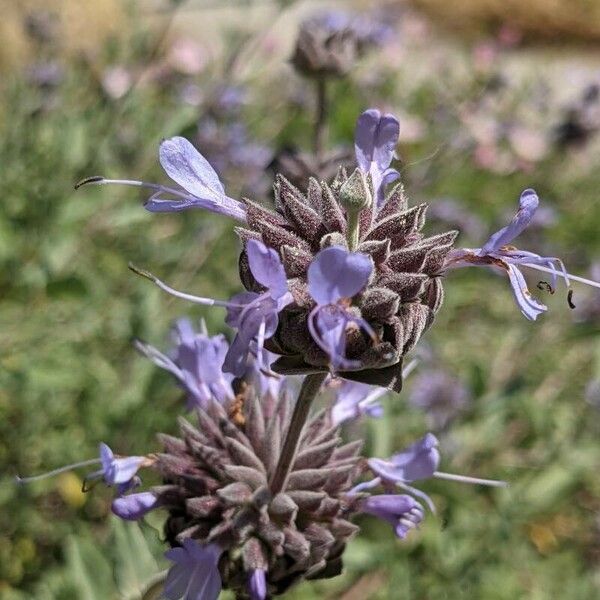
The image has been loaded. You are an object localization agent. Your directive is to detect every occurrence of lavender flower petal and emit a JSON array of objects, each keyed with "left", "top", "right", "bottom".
[
  {"left": 112, "top": 492, "right": 159, "bottom": 521},
  {"left": 480, "top": 188, "right": 538, "bottom": 253},
  {"left": 308, "top": 246, "right": 372, "bottom": 304},
  {"left": 354, "top": 109, "right": 400, "bottom": 206},
  {"left": 164, "top": 539, "right": 222, "bottom": 600},
  {"left": 330, "top": 379, "right": 386, "bottom": 425},
  {"left": 248, "top": 569, "right": 267, "bottom": 600},
  {"left": 369, "top": 433, "right": 440, "bottom": 483},
  {"left": 506, "top": 263, "right": 547, "bottom": 320},
  {"left": 246, "top": 239, "right": 289, "bottom": 300},
  {"left": 156, "top": 136, "right": 246, "bottom": 221},
  {"left": 360, "top": 494, "right": 424, "bottom": 539},
  {"left": 99, "top": 443, "right": 144, "bottom": 486}
]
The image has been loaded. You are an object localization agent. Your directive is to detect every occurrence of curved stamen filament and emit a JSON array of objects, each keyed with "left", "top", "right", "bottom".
[
  {"left": 433, "top": 471, "right": 508, "bottom": 487},
  {"left": 128, "top": 263, "right": 244, "bottom": 309},
  {"left": 523, "top": 263, "right": 600, "bottom": 290},
  {"left": 16, "top": 458, "right": 102, "bottom": 484}
]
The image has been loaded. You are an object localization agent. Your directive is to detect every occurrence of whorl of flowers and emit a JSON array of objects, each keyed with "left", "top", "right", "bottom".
[
  {"left": 236, "top": 150, "right": 456, "bottom": 392},
  {"left": 24, "top": 104, "right": 598, "bottom": 600}
]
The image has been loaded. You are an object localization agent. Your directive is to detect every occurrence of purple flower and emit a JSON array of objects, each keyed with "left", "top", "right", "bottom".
[
  {"left": 75, "top": 137, "right": 247, "bottom": 222},
  {"left": 358, "top": 434, "right": 506, "bottom": 508},
  {"left": 223, "top": 240, "right": 293, "bottom": 376},
  {"left": 329, "top": 378, "right": 386, "bottom": 425},
  {"left": 130, "top": 240, "right": 292, "bottom": 379},
  {"left": 354, "top": 109, "right": 400, "bottom": 207},
  {"left": 245, "top": 345, "right": 284, "bottom": 399},
  {"left": 135, "top": 319, "right": 234, "bottom": 409},
  {"left": 164, "top": 539, "right": 222, "bottom": 600},
  {"left": 248, "top": 569, "right": 267, "bottom": 600},
  {"left": 445, "top": 189, "right": 592, "bottom": 320},
  {"left": 112, "top": 491, "right": 159, "bottom": 521},
  {"left": 307, "top": 246, "right": 375, "bottom": 370},
  {"left": 360, "top": 494, "right": 424, "bottom": 539},
  {"left": 408, "top": 369, "right": 470, "bottom": 429},
  {"left": 94, "top": 443, "right": 144, "bottom": 492},
  {"left": 368, "top": 433, "right": 440, "bottom": 484}
]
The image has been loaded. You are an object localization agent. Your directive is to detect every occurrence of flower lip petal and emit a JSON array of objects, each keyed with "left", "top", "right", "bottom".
[
  {"left": 354, "top": 110, "right": 400, "bottom": 173},
  {"left": 506, "top": 263, "right": 547, "bottom": 320},
  {"left": 480, "top": 188, "right": 539, "bottom": 254},
  {"left": 246, "top": 239, "right": 289, "bottom": 299},
  {"left": 99, "top": 443, "right": 114, "bottom": 473},
  {"left": 159, "top": 136, "right": 224, "bottom": 200},
  {"left": 308, "top": 246, "right": 373, "bottom": 304},
  {"left": 369, "top": 433, "right": 440, "bottom": 483},
  {"left": 111, "top": 491, "right": 158, "bottom": 521}
]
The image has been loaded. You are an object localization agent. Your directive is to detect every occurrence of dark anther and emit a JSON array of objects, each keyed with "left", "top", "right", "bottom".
[
  {"left": 74, "top": 176, "right": 104, "bottom": 189},
  {"left": 567, "top": 289, "right": 576, "bottom": 309},
  {"left": 537, "top": 281, "right": 555, "bottom": 294}
]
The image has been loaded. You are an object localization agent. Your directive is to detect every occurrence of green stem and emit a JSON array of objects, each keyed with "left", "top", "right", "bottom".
[
  {"left": 269, "top": 372, "right": 328, "bottom": 495},
  {"left": 313, "top": 78, "right": 328, "bottom": 161},
  {"left": 347, "top": 209, "right": 360, "bottom": 251}
]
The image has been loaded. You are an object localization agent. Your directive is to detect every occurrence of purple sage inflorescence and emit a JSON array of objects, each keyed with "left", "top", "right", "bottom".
[{"left": 24, "top": 104, "right": 599, "bottom": 599}]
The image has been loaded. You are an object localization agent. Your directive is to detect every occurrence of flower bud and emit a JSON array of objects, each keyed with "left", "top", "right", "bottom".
[{"left": 339, "top": 168, "right": 372, "bottom": 213}]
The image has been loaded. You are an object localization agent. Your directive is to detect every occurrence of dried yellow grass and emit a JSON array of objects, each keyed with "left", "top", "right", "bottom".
[
  {"left": 409, "top": 0, "right": 600, "bottom": 42},
  {"left": 0, "top": 0, "right": 126, "bottom": 70}
]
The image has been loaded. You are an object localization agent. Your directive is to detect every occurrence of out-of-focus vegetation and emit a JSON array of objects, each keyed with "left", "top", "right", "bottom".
[{"left": 1, "top": 1, "right": 599, "bottom": 598}]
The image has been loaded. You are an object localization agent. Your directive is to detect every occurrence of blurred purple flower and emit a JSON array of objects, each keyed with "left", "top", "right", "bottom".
[
  {"left": 112, "top": 491, "right": 159, "bottom": 521},
  {"left": 164, "top": 539, "right": 222, "bottom": 600},
  {"left": 369, "top": 433, "right": 440, "bottom": 484},
  {"left": 135, "top": 319, "right": 234, "bottom": 410},
  {"left": 307, "top": 246, "right": 375, "bottom": 370},
  {"left": 328, "top": 378, "right": 386, "bottom": 425},
  {"left": 427, "top": 198, "right": 485, "bottom": 240},
  {"left": 354, "top": 109, "right": 400, "bottom": 207},
  {"left": 91, "top": 443, "right": 145, "bottom": 494},
  {"left": 585, "top": 378, "right": 600, "bottom": 410},
  {"left": 408, "top": 369, "right": 471, "bottom": 429},
  {"left": 248, "top": 569, "right": 267, "bottom": 600},
  {"left": 309, "top": 9, "right": 396, "bottom": 49},
  {"left": 360, "top": 494, "right": 424, "bottom": 539}
]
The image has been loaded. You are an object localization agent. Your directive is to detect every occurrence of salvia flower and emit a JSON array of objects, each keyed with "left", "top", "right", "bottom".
[
  {"left": 130, "top": 239, "right": 292, "bottom": 378},
  {"left": 234, "top": 112, "right": 458, "bottom": 391},
  {"left": 112, "top": 491, "right": 160, "bottom": 521},
  {"left": 408, "top": 368, "right": 471, "bottom": 429},
  {"left": 357, "top": 433, "right": 506, "bottom": 512},
  {"left": 360, "top": 494, "right": 425, "bottom": 539},
  {"left": 135, "top": 319, "right": 234, "bottom": 409},
  {"left": 307, "top": 246, "right": 376, "bottom": 370},
  {"left": 88, "top": 443, "right": 145, "bottom": 494},
  {"left": 164, "top": 539, "right": 222, "bottom": 600},
  {"left": 328, "top": 378, "right": 386, "bottom": 425},
  {"left": 368, "top": 433, "right": 440, "bottom": 484},
  {"left": 75, "top": 136, "right": 246, "bottom": 221},
  {"left": 224, "top": 239, "right": 294, "bottom": 376},
  {"left": 17, "top": 443, "right": 150, "bottom": 498},
  {"left": 354, "top": 109, "right": 400, "bottom": 207},
  {"left": 446, "top": 188, "right": 600, "bottom": 319},
  {"left": 151, "top": 381, "right": 364, "bottom": 597}
]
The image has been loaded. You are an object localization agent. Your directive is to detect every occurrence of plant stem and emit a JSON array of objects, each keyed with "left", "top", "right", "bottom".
[
  {"left": 313, "top": 78, "right": 328, "bottom": 161},
  {"left": 269, "top": 372, "right": 327, "bottom": 495}
]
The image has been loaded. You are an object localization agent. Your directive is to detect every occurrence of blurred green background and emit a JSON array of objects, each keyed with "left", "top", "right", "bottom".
[{"left": 1, "top": 0, "right": 599, "bottom": 598}]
